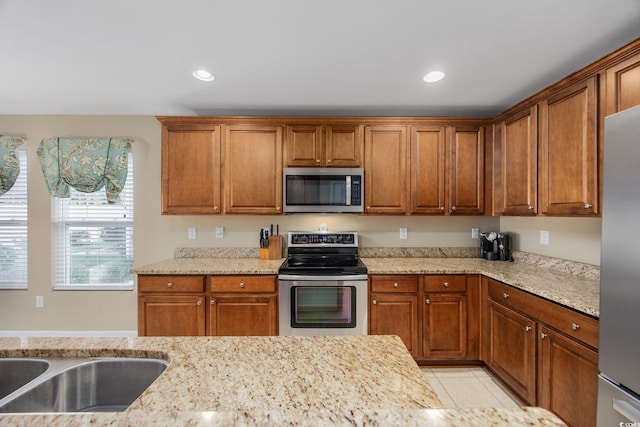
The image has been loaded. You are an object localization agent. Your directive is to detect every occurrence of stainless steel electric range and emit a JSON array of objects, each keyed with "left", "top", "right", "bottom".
[{"left": 278, "top": 231, "right": 368, "bottom": 336}]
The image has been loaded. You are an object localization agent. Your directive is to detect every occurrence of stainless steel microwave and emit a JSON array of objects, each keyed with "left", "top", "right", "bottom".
[{"left": 283, "top": 167, "right": 364, "bottom": 213}]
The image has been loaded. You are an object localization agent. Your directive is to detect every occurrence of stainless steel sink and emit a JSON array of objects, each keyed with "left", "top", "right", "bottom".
[
  {"left": 0, "top": 357, "right": 168, "bottom": 413},
  {"left": 0, "top": 359, "right": 50, "bottom": 400}
]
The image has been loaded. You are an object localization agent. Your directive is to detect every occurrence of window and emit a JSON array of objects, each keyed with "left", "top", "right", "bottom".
[
  {"left": 52, "top": 154, "right": 133, "bottom": 290},
  {"left": 0, "top": 149, "right": 28, "bottom": 289}
]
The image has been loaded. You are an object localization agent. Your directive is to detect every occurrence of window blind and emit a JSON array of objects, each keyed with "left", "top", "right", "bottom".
[
  {"left": 53, "top": 155, "right": 134, "bottom": 290},
  {"left": 0, "top": 150, "right": 28, "bottom": 289}
]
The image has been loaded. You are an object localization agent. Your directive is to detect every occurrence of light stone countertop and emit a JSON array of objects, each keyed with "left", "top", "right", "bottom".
[
  {"left": 0, "top": 336, "right": 566, "bottom": 426},
  {"left": 132, "top": 255, "right": 599, "bottom": 318}
]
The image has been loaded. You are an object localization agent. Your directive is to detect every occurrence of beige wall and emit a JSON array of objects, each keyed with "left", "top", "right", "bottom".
[{"left": 0, "top": 115, "right": 601, "bottom": 333}]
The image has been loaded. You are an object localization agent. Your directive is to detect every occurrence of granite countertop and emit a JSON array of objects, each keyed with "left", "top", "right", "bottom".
[
  {"left": 0, "top": 336, "right": 565, "bottom": 426},
  {"left": 132, "top": 254, "right": 599, "bottom": 318}
]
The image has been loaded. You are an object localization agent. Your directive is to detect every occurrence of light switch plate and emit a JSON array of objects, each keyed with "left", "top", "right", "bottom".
[
  {"left": 188, "top": 227, "right": 196, "bottom": 239},
  {"left": 399, "top": 227, "right": 408, "bottom": 240},
  {"left": 471, "top": 227, "right": 479, "bottom": 239},
  {"left": 540, "top": 230, "right": 549, "bottom": 245},
  {"left": 36, "top": 296, "right": 44, "bottom": 308},
  {"left": 215, "top": 226, "right": 224, "bottom": 238}
]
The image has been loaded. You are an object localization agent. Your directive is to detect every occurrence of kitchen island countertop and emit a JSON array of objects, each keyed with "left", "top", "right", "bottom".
[{"left": 0, "top": 335, "right": 565, "bottom": 426}]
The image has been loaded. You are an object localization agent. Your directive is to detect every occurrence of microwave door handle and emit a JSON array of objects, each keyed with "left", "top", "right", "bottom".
[{"left": 345, "top": 176, "right": 351, "bottom": 205}]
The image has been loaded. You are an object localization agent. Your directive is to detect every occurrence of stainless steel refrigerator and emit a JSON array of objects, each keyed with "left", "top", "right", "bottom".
[{"left": 598, "top": 104, "right": 640, "bottom": 425}]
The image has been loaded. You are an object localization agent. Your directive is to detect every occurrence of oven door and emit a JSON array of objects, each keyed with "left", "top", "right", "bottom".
[{"left": 278, "top": 275, "right": 368, "bottom": 336}]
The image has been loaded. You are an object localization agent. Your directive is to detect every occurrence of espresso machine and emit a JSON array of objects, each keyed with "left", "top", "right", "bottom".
[{"left": 480, "top": 232, "right": 512, "bottom": 261}]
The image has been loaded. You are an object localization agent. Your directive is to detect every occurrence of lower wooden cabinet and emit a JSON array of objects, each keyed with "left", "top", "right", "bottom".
[
  {"left": 138, "top": 274, "right": 278, "bottom": 336},
  {"left": 423, "top": 293, "right": 467, "bottom": 359},
  {"left": 538, "top": 326, "right": 598, "bottom": 427},
  {"left": 486, "top": 300, "right": 537, "bottom": 404}
]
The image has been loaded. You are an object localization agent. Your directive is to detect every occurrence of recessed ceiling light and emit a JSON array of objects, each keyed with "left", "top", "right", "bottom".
[
  {"left": 423, "top": 71, "right": 445, "bottom": 83},
  {"left": 192, "top": 69, "right": 215, "bottom": 82}
]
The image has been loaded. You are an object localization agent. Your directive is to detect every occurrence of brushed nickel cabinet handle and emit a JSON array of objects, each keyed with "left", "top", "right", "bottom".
[
  {"left": 426, "top": 298, "right": 431, "bottom": 305},
  {"left": 167, "top": 282, "right": 173, "bottom": 288},
  {"left": 372, "top": 300, "right": 377, "bottom": 305},
  {"left": 503, "top": 293, "right": 509, "bottom": 299},
  {"left": 239, "top": 282, "right": 245, "bottom": 288},
  {"left": 525, "top": 326, "right": 532, "bottom": 332},
  {"left": 540, "top": 332, "right": 547, "bottom": 339},
  {"left": 528, "top": 205, "right": 533, "bottom": 210},
  {"left": 443, "top": 282, "right": 449, "bottom": 288},
  {"left": 197, "top": 300, "right": 202, "bottom": 306},
  {"left": 571, "top": 323, "right": 580, "bottom": 330},
  {"left": 585, "top": 203, "right": 593, "bottom": 209},
  {"left": 393, "top": 282, "right": 399, "bottom": 288}
]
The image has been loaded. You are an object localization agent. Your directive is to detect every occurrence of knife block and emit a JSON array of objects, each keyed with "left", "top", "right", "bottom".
[{"left": 267, "top": 235, "right": 282, "bottom": 259}]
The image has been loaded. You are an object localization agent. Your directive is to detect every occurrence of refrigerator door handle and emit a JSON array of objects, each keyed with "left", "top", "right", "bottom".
[{"left": 613, "top": 399, "right": 640, "bottom": 422}]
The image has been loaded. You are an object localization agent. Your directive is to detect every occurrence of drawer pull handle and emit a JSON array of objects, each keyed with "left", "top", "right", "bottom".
[
  {"left": 571, "top": 323, "right": 580, "bottom": 330},
  {"left": 528, "top": 205, "right": 533, "bottom": 210},
  {"left": 540, "top": 332, "right": 547, "bottom": 339},
  {"left": 239, "top": 282, "right": 245, "bottom": 288},
  {"left": 393, "top": 282, "right": 399, "bottom": 288},
  {"left": 525, "top": 326, "right": 532, "bottom": 332},
  {"left": 210, "top": 299, "right": 215, "bottom": 305},
  {"left": 372, "top": 300, "right": 377, "bottom": 305},
  {"left": 197, "top": 300, "right": 202, "bottom": 306},
  {"left": 443, "top": 282, "right": 449, "bottom": 288},
  {"left": 167, "top": 282, "right": 173, "bottom": 288},
  {"left": 503, "top": 292, "right": 509, "bottom": 299},
  {"left": 584, "top": 203, "right": 593, "bottom": 209},
  {"left": 426, "top": 298, "right": 431, "bottom": 305}
]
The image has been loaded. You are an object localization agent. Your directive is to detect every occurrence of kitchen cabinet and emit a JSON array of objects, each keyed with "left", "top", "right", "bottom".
[
  {"left": 364, "top": 125, "right": 409, "bottom": 214},
  {"left": 223, "top": 125, "right": 283, "bottom": 214},
  {"left": 369, "top": 275, "right": 420, "bottom": 358},
  {"left": 410, "top": 126, "right": 447, "bottom": 214},
  {"left": 605, "top": 51, "right": 640, "bottom": 115},
  {"left": 208, "top": 275, "right": 278, "bottom": 336},
  {"left": 493, "top": 105, "right": 538, "bottom": 215},
  {"left": 161, "top": 124, "right": 221, "bottom": 214},
  {"left": 284, "top": 124, "right": 363, "bottom": 167},
  {"left": 422, "top": 275, "right": 468, "bottom": 359},
  {"left": 138, "top": 275, "right": 206, "bottom": 336},
  {"left": 539, "top": 77, "right": 599, "bottom": 216},
  {"left": 447, "top": 126, "right": 485, "bottom": 215},
  {"left": 485, "top": 277, "right": 599, "bottom": 416},
  {"left": 538, "top": 326, "right": 598, "bottom": 427}
]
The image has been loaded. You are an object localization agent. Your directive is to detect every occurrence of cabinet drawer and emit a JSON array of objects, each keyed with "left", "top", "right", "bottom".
[
  {"left": 424, "top": 275, "right": 466, "bottom": 292},
  {"left": 138, "top": 275, "right": 205, "bottom": 293},
  {"left": 210, "top": 275, "right": 277, "bottom": 293},
  {"left": 488, "top": 279, "right": 598, "bottom": 349},
  {"left": 370, "top": 275, "right": 419, "bottom": 293}
]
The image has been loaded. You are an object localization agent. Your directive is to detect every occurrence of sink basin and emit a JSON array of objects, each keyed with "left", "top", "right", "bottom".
[
  {"left": 0, "top": 359, "right": 50, "bottom": 400},
  {"left": 0, "top": 357, "right": 168, "bottom": 413}
]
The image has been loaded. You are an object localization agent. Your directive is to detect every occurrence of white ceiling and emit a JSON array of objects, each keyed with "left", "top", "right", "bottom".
[{"left": 1, "top": 0, "right": 640, "bottom": 117}]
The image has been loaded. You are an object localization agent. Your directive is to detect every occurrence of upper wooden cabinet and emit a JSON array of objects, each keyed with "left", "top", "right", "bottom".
[
  {"left": 223, "top": 125, "right": 283, "bottom": 214},
  {"left": 410, "top": 126, "right": 446, "bottom": 214},
  {"left": 493, "top": 105, "right": 538, "bottom": 216},
  {"left": 539, "top": 77, "right": 599, "bottom": 216},
  {"left": 161, "top": 124, "right": 221, "bottom": 214},
  {"left": 284, "top": 124, "right": 363, "bottom": 167},
  {"left": 447, "top": 126, "right": 485, "bottom": 215},
  {"left": 364, "top": 125, "right": 409, "bottom": 214},
  {"left": 606, "top": 51, "right": 640, "bottom": 116}
]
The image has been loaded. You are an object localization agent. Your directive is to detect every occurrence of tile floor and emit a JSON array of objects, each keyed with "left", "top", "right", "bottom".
[{"left": 421, "top": 367, "right": 521, "bottom": 408}]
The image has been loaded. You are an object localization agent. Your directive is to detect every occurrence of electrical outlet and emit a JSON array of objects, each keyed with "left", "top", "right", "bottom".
[
  {"left": 188, "top": 227, "right": 197, "bottom": 239},
  {"left": 471, "top": 227, "right": 479, "bottom": 239},
  {"left": 540, "top": 230, "right": 550, "bottom": 245},
  {"left": 399, "top": 227, "right": 408, "bottom": 240},
  {"left": 36, "top": 296, "right": 44, "bottom": 308},
  {"left": 215, "top": 226, "right": 224, "bottom": 238}
]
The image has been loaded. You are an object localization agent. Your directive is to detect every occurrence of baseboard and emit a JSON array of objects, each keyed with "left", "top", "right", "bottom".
[{"left": 0, "top": 330, "right": 138, "bottom": 337}]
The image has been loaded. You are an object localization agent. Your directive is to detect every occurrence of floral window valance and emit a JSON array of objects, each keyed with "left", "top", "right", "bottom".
[
  {"left": 37, "top": 137, "right": 132, "bottom": 203},
  {"left": 0, "top": 135, "right": 25, "bottom": 196}
]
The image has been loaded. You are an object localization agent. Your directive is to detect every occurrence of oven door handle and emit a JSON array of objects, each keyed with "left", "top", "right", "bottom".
[{"left": 278, "top": 274, "right": 368, "bottom": 281}]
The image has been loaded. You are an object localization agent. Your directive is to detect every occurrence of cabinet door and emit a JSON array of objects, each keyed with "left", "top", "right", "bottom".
[
  {"left": 447, "top": 126, "right": 484, "bottom": 215},
  {"left": 370, "top": 293, "right": 419, "bottom": 358},
  {"left": 161, "top": 126, "right": 221, "bottom": 214},
  {"left": 538, "top": 326, "right": 598, "bottom": 427},
  {"left": 606, "top": 52, "right": 640, "bottom": 115},
  {"left": 410, "top": 126, "right": 447, "bottom": 214},
  {"left": 364, "top": 126, "right": 408, "bottom": 214},
  {"left": 539, "top": 77, "right": 598, "bottom": 216},
  {"left": 487, "top": 301, "right": 537, "bottom": 404},
  {"left": 209, "top": 295, "right": 277, "bottom": 336},
  {"left": 285, "top": 125, "right": 323, "bottom": 167},
  {"left": 223, "top": 125, "right": 283, "bottom": 214},
  {"left": 325, "top": 125, "right": 363, "bottom": 167},
  {"left": 138, "top": 295, "right": 205, "bottom": 336},
  {"left": 423, "top": 294, "right": 467, "bottom": 359},
  {"left": 494, "top": 106, "right": 538, "bottom": 215}
]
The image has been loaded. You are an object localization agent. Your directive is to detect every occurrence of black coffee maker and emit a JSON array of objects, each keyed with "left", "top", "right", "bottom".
[{"left": 480, "top": 232, "right": 512, "bottom": 261}]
